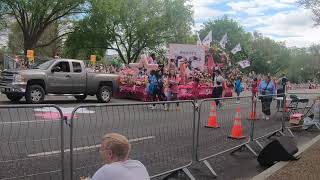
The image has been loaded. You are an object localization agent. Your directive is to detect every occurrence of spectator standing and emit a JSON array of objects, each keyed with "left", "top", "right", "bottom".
[
  {"left": 258, "top": 75, "right": 276, "bottom": 120},
  {"left": 92, "top": 133, "right": 150, "bottom": 180}
]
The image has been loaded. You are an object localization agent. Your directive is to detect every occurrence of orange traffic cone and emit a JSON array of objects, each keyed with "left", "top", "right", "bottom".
[
  {"left": 228, "top": 106, "right": 246, "bottom": 139},
  {"left": 205, "top": 102, "right": 220, "bottom": 128}
]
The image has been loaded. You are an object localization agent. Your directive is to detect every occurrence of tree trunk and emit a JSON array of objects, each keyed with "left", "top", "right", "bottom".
[{"left": 23, "top": 40, "right": 36, "bottom": 67}]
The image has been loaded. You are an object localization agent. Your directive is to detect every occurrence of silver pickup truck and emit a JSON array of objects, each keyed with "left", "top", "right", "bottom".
[{"left": 0, "top": 59, "right": 119, "bottom": 104}]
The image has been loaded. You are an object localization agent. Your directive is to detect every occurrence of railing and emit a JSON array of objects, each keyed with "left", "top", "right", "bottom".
[{"left": 0, "top": 93, "right": 319, "bottom": 180}]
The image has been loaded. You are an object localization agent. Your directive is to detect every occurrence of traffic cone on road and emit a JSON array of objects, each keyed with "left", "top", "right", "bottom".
[
  {"left": 228, "top": 106, "right": 246, "bottom": 139},
  {"left": 205, "top": 102, "right": 219, "bottom": 128}
]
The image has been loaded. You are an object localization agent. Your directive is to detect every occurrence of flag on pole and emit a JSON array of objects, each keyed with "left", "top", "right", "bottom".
[
  {"left": 197, "top": 33, "right": 202, "bottom": 46},
  {"left": 202, "top": 30, "right": 212, "bottom": 47},
  {"left": 238, "top": 60, "right": 251, "bottom": 69},
  {"left": 219, "top": 33, "right": 228, "bottom": 49},
  {"left": 231, "top": 43, "right": 242, "bottom": 54}
]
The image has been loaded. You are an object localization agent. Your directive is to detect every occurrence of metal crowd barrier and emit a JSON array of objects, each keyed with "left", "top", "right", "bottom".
[
  {"left": 69, "top": 101, "right": 196, "bottom": 180},
  {"left": 0, "top": 92, "right": 319, "bottom": 180},
  {"left": 251, "top": 94, "right": 285, "bottom": 149},
  {"left": 195, "top": 96, "right": 254, "bottom": 176},
  {"left": 0, "top": 104, "right": 65, "bottom": 180}
]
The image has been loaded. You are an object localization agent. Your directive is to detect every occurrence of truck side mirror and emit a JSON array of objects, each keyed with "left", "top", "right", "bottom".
[{"left": 51, "top": 66, "right": 61, "bottom": 73}]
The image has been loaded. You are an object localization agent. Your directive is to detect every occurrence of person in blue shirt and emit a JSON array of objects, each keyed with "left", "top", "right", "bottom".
[
  {"left": 234, "top": 76, "right": 243, "bottom": 104},
  {"left": 258, "top": 75, "right": 276, "bottom": 120}
]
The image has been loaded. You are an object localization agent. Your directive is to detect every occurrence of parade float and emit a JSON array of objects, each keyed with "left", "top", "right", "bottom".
[{"left": 117, "top": 41, "right": 245, "bottom": 101}]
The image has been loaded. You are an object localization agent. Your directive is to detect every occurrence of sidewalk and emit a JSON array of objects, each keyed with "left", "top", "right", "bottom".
[{"left": 267, "top": 138, "right": 320, "bottom": 180}]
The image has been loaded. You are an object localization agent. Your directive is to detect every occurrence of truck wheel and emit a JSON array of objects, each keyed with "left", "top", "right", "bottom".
[
  {"left": 25, "top": 85, "right": 45, "bottom": 104},
  {"left": 97, "top": 86, "right": 112, "bottom": 103},
  {"left": 6, "top": 94, "right": 23, "bottom": 102},
  {"left": 74, "top": 95, "right": 87, "bottom": 102}
]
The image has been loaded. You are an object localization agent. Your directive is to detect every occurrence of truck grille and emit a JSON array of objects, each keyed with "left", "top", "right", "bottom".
[{"left": 0, "top": 71, "right": 15, "bottom": 85}]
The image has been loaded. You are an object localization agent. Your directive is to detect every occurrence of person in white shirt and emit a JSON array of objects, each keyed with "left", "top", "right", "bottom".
[{"left": 92, "top": 133, "right": 150, "bottom": 180}]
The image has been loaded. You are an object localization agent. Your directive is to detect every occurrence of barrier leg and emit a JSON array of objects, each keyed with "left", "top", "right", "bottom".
[
  {"left": 203, "top": 160, "right": 218, "bottom": 178},
  {"left": 230, "top": 144, "right": 258, "bottom": 157},
  {"left": 287, "top": 128, "right": 295, "bottom": 137},
  {"left": 267, "top": 131, "right": 284, "bottom": 139},
  {"left": 182, "top": 168, "right": 196, "bottom": 180},
  {"left": 255, "top": 140, "right": 264, "bottom": 149}
]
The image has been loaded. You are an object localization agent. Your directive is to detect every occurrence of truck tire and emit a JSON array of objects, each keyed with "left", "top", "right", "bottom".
[
  {"left": 25, "top": 85, "right": 45, "bottom": 104},
  {"left": 6, "top": 94, "right": 23, "bottom": 102},
  {"left": 97, "top": 86, "right": 112, "bottom": 103},
  {"left": 74, "top": 95, "right": 87, "bottom": 102}
]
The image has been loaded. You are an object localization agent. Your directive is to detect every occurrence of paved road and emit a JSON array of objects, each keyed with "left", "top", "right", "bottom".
[{"left": 0, "top": 91, "right": 319, "bottom": 180}]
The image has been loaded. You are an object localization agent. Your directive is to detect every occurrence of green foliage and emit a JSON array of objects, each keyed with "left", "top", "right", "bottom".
[
  {"left": 1, "top": 0, "right": 85, "bottom": 54},
  {"left": 249, "top": 32, "right": 290, "bottom": 75},
  {"left": 64, "top": 0, "right": 193, "bottom": 64},
  {"left": 7, "top": 22, "right": 63, "bottom": 57},
  {"left": 199, "top": 16, "right": 253, "bottom": 64}
]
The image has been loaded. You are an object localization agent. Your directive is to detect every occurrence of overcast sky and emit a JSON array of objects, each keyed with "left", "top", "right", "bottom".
[{"left": 191, "top": 0, "right": 319, "bottom": 47}]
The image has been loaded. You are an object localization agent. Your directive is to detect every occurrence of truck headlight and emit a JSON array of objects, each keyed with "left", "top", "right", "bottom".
[{"left": 14, "top": 74, "right": 24, "bottom": 82}]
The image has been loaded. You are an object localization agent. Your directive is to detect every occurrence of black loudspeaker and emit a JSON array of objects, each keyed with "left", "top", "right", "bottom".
[{"left": 258, "top": 136, "right": 299, "bottom": 167}]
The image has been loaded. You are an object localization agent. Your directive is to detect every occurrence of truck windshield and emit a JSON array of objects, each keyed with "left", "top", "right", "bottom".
[{"left": 33, "top": 60, "right": 55, "bottom": 70}]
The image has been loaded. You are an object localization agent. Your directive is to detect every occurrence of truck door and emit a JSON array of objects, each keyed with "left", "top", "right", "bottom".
[
  {"left": 70, "top": 61, "right": 86, "bottom": 94},
  {"left": 47, "top": 61, "right": 73, "bottom": 94}
]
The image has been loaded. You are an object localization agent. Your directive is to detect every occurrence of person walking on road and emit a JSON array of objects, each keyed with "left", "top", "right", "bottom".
[
  {"left": 258, "top": 75, "right": 276, "bottom": 120},
  {"left": 92, "top": 133, "right": 150, "bottom": 180},
  {"left": 212, "top": 70, "right": 224, "bottom": 108},
  {"left": 234, "top": 76, "right": 243, "bottom": 104}
]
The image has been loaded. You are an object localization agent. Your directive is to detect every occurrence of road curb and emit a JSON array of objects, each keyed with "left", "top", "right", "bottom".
[{"left": 251, "top": 133, "right": 320, "bottom": 180}]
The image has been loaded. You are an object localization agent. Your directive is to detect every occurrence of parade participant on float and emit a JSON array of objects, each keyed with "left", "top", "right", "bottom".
[
  {"left": 258, "top": 75, "right": 276, "bottom": 120},
  {"left": 168, "top": 59, "right": 177, "bottom": 78},
  {"left": 179, "top": 59, "right": 188, "bottom": 85},
  {"left": 149, "top": 53, "right": 157, "bottom": 64},
  {"left": 234, "top": 76, "right": 243, "bottom": 104},
  {"left": 212, "top": 70, "right": 224, "bottom": 108}
]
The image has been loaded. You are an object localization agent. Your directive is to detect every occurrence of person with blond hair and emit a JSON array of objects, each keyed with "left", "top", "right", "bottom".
[{"left": 92, "top": 133, "right": 150, "bottom": 180}]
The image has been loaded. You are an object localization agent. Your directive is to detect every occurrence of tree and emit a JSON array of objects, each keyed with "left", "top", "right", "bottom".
[
  {"left": 64, "top": 0, "right": 193, "bottom": 63},
  {"left": 249, "top": 32, "right": 290, "bottom": 75},
  {"left": 0, "top": 0, "right": 85, "bottom": 56},
  {"left": 199, "top": 16, "right": 253, "bottom": 64},
  {"left": 299, "top": 0, "right": 320, "bottom": 25},
  {"left": 8, "top": 22, "right": 64, "bottom": 57}
]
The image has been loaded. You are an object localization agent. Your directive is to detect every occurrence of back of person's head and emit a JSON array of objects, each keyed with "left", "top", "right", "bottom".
[
  {"left": 151, "top": 53, "right": 156, "bottom": 59},
  {"left": 101, "top": 133, "right": 131, "bottom": 163},
  {"left": 216, "top": 70, "right": 221, "bottom": 75},
  {"left": 150, "top": 70, "right": 156, "bottom": 75}
]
